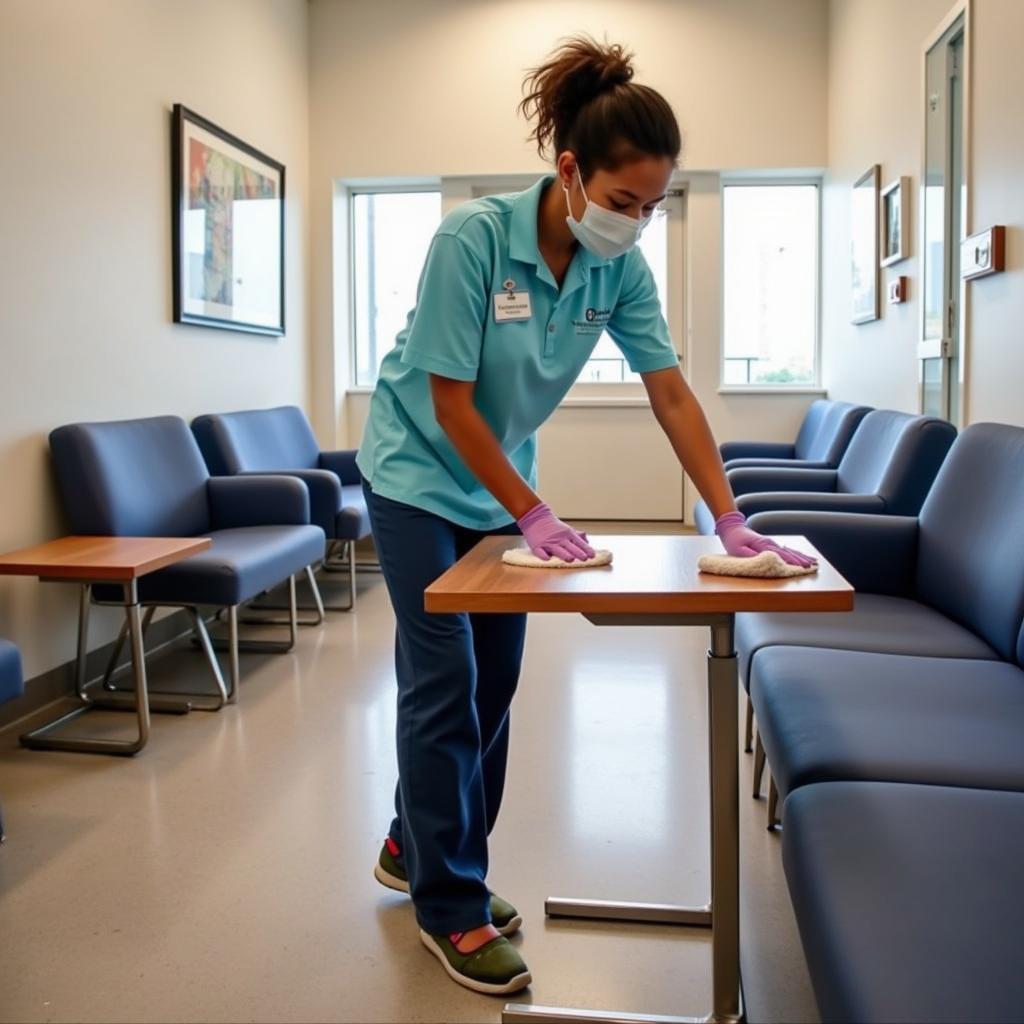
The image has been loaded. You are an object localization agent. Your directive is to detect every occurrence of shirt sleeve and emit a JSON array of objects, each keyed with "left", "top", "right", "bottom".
[
  {"left": 605, "top": 249, "right": 680, "bottom": 374},
  {"left": 399, "top": 231, "right": 489, "bottom": 382}
]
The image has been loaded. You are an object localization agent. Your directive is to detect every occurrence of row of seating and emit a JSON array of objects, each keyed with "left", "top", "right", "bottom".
[
  {"left": 14, "top": 407, "right": 371, "bottom": 728},
  {"left": 0, "top": 640, "right": 25, "bottom": 840},
  {"left": 728, "top": 415, "right": 1024, "bottom": 1022},
  {"left": 695, "top": 403, "right": 958, "bottom": 533}
]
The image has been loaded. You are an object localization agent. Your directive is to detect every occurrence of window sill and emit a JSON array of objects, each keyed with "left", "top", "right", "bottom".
[
  {"left": 717, "top": 387, "right": 827, "bottom": 396},
  {"left": 558, "top": 396, "right": 650, "bottom": 408},
  {"left": 346, "top": 387, "right": 375, "bottom": 395}
]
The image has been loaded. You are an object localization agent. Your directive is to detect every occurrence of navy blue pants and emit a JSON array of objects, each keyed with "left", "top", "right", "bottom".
[{"left": 363, "top": 479, "right": 527, "bottom": 934}]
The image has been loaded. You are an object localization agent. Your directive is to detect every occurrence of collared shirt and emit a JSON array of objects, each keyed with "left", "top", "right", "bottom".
[{"left": 356, "top": 174, "right": 679, "bottom": 530}]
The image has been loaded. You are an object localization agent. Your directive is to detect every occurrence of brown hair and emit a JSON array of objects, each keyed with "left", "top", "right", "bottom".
[{"left": 519, "top": 36, "right": 681, "bottom": 176}]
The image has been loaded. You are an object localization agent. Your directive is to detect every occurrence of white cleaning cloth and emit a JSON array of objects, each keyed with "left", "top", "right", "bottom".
[
  {"left": 502, "top": 548, "right": 613, "bottom": 569},
  {"left": 698, "top": 551, "right": 817, "bottom": 578}
]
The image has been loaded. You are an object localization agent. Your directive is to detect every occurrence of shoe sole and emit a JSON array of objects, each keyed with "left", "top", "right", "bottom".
[
  {"left": 419, "top": 930, "right": 532, "bottom": 995},
  {"left": 373, "top": 861, "right": 410, "bottom": 894},
  {"left": 374, "top": 864, "right": 522, "bottom": 937}
]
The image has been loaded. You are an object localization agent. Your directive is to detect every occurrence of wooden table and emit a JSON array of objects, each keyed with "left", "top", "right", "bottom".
[
  {"left": 426, "top": 534, "right": 854, "bottom": 1024},
  {"left": 0, "top": 536, "right": 212, "bottom": 756}
]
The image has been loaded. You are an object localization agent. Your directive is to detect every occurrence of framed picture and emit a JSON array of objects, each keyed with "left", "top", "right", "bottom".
[
  {"left": 172, "top": 104, "right": 285, "bottom": 335},
  {"left": 881, "top": 176, "right": 910, "bottom": 266},
  {"left": 851, "top": 164, "right": 880, "bottom": 324}
]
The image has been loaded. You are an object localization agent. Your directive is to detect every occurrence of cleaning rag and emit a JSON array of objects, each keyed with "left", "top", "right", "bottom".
[
  {"left": 698, "top": 551, "right": 817, "bottom": 578},
  {"left": 502, "top": 548, "right": 613, "bottom": 569}
]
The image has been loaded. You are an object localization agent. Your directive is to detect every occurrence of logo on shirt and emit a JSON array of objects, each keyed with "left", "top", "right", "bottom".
[{"left": 574, "top": 307, "right": 612, "bottom": 334}]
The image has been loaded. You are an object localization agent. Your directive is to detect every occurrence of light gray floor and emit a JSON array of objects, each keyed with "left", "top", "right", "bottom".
[{"left": 0, "top": 563, "right": 818, "bottom": 1023}]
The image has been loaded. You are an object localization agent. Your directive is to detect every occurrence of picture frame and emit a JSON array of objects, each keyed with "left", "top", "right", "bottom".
[
  {"left": 172, "top": 104, "right": 285, "bottom": 336},
  {"left": 850, "top": 164, "right": 881, "bottom": 324},
  {"left": 881, "top": 176, "right": 910, "bottom": 266}
]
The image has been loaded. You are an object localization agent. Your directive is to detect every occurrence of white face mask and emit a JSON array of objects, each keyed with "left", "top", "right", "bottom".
[{"left": 563, "top": 167, "right": 652, "bottom": 259}]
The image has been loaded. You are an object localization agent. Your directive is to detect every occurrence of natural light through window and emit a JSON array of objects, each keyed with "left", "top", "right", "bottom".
[
  {"left": 352, "top": 190, "right": 442, "bottom": 387},
  {"left": 722, "top": 184, "right": 818, "bottom": 387}
]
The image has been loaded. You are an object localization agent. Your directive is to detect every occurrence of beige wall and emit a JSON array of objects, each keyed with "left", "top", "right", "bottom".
[
  {"left": 309, "top": 0, "right": 831, "bottom": 457},
  {"left": 822, "top": 0, "right": 1024, "bottom": 427},
  {"left": 0, "top": 0, "right": 310, "bottom": 681},
  {"left": 965, "top": 0, "right": 1024, "bottom": 425}
]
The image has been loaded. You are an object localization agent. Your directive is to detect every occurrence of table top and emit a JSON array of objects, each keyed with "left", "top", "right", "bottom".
[
  {"left": 0, "top": 536, "right": 212, "bottom": 581},
  {"left": 425, "top": 534, "right": 854, "bottom": 615}
]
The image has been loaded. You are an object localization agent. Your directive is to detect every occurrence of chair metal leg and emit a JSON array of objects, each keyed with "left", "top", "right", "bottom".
[
  {"left": 744, "top": 695, "right": 754, "bottom": 754},
  {"left": 21, "top": 580, "right": 153, "bottom": 756},
  {"left": 753, "top": 731, "right": 767, "bottom": 799},
  {"left": 767, "top": 775, "right": 781, "bottom": 831},
  {"left": 241, "top": 565, "right": 325, "bottom": 627},
  {"left": 0, "top": 800, "right": 6, "bottom": 843},
  {"left": 318, "top": 540, "right": 357, "bottom": 611}
]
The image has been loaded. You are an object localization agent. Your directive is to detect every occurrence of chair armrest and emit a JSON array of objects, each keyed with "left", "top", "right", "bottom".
[
  {"left": 736, "top": 492, "right": 887, "bottom": 517},
  {"left": 719, "top": 440, "right": 795, "bottom": 462},
  {"left": 207, "top": 475, "right": 310, "bottom": 528},
  {"left": 724, "top": 457, "right": 835, "bottom": 472},
  {"left": 239, "top": 469, "right": 341, "bottom": 533},
  {"left": 319, "top": 449, "right": 361, "bottom": 486},
  {"left": 747, "top": 510, "right": 920, "bottom": 596},
  {"left": 728, "top": 467, "right": 838, "bottom": 497}
]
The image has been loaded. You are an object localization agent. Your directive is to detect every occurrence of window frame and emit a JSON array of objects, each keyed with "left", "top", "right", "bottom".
[
  {"left": 347, "top": 182, "right": 443, "bottom": 390},
  {"left": 718, "top": 176, "right": 823, "bottom": 393}
]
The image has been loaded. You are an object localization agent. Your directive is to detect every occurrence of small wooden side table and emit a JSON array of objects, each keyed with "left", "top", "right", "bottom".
[{"left": 0, "top": 536, "right": 212, "bottom": 756}]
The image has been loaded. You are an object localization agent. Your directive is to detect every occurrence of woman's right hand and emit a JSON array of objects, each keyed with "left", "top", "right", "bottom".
[{"left": 517, "top": 502, "right": 595, "bottom": 562}]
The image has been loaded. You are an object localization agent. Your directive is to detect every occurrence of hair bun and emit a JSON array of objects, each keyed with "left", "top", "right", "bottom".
[{"left": 520, "top": 36, "right": 636, "bottom": 157}]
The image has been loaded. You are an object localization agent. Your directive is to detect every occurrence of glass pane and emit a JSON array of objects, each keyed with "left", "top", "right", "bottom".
[
  {"left": 353, "top": 191, "right": 442, "bottom": 387},
  {"left": 923, "top": 42, "right": 947, "bottom": 342},
  {"left": 921, "top": 357, "right": 943, "bottom": 417},
  {"left": 722, "top": 185, "right": 818, "bottom": 386},
  {"left": 576, "top": 211, "right": 669, "bottom": 383}
]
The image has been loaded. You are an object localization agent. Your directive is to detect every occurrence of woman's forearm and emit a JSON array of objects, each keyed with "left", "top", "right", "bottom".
[
  {"left": 644, "top": 368, "right": 737, "bottom": 521},
  {"left": 431, "top": 378, "right": 540, "bottom": 520}
]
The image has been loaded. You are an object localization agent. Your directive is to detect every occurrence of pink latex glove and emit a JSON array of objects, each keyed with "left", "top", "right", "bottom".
[
  {"left": 517, "top": 502, "right": 596, "bottom": 562},
  {"left": 715, "top": 511, "right": 817, "bottom": 568}
]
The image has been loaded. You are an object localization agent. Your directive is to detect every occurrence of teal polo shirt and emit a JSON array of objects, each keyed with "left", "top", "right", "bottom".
[{"left": 356, "top": 174, "right": 680, "bottom": 530}]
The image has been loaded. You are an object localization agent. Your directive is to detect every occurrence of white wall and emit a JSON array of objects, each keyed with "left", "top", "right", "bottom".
[
  {"left": 309, "top": 0, "right": 831, "bottom": 494},
  {"left": 965, "top": 0, "right": 1024, "bottom": 425},
  {"left": 822, "top": 0, "right": 1024, "bottom": 427},
  {"left": 0, "top": 0, "right": 311, "bottom": 681}
]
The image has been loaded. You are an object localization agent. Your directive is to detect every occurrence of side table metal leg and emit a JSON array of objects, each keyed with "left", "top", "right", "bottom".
[{"left": 708, "top": 618, "right": 742, "bottom": 1023}]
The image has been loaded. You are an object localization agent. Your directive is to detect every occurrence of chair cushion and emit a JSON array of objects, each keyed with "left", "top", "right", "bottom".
[
  {"left": 783, "top": 781, "right": 1024, "bottom": 1024},
  {"left": 737, "top": 592, "right": 997, "bottom": 689},
  {"left": 93, "top": 526, "right": 324, "bottom": 607},
  {"left": 49, "top": 417, "right": 211, "bottom": 535},
  {"left": 0, "top": 640, "right": 24, "bottom": 703},
  {"left": 335, "top": 485, "right": 371, "bottom": 541},
  {"left": 915, "top": 423, "right": 1024, "bottom": 665},
  {"left": 192, "top": 406, "right": 320, "bottom": 475},
  {"left": 752, "top": 646, "right": 1024, "bottom": 796}
]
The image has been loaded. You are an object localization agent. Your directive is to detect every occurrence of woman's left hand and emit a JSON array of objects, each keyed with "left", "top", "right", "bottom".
[{"left": 714, "top": 511, "right": 817, "bottom": 568}]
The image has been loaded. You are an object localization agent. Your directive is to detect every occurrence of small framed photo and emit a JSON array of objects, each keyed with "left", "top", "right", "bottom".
[
  {"left": 881, "top": 177, "right": 910, "bottom": 267},
  {"left": 172, "top": 104, "right": 285, "bottom": 336},
  {"left": 851, "top": 164, "right": 880, "bottom": 325}
]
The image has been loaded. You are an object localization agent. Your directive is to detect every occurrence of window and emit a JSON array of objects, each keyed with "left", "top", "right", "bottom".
[
  {"left": 352, "top": 190, "right": 441, "bottom": 387},
  {"left": 576, "top": 210, "right": 669, "bottom": 383},
  {"left": 722, "top": 184, "right": 819, "bottom": 387}
]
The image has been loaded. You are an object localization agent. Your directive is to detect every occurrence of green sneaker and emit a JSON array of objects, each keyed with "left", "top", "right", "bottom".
[
  {"left": 373, "top": 839, "right": 523, "bottom": 936},
  {"left": 419, "top": 930, "right": 531, "bottom": 995}
]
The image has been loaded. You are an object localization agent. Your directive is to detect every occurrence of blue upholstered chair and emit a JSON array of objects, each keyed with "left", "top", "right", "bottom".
[
  {"left": 0, "top": 639, "right": 24, "bottom": 840},
  {"left": 783, "top": 782, "right": 1024, "bottom": 1023},
  {"left": 49, "top": 416, "right": 325, "bottom": 710},
  {"left": 694, "top": 410, "right": 957, "bottom": 534},
  {"left": 719, "top": 399, "right": 871, "bottom": 471},
  {"left": 737, "top": 422, "right": 1024, "bottom": 822},
  {"left": 191, "top": 406, "right": 369, "bottom": 612}
]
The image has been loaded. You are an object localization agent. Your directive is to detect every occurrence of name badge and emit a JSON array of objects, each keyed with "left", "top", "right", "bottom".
[{"left": 493, "top": 290, "right": 532, "bottom": 323}]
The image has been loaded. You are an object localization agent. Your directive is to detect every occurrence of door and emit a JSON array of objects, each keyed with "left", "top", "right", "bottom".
[{"left": 920, "top": 14, "right": 966, "bottom": 424}]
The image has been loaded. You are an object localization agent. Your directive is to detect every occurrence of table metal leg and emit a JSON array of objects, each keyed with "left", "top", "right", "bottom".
[
  {"left": 21, "top": 581, "right": 153, "bottom": 756},
  {"left": 503, "top": 616, "right": 743, "bottom": 1024}
]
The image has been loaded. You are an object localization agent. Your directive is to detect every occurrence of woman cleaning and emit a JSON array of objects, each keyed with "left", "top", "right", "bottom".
[{"left": 356, "top": 35, "right": 814, "bottom": 995}]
